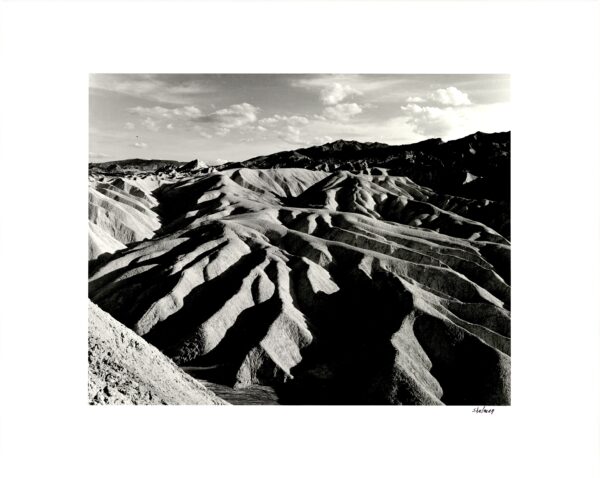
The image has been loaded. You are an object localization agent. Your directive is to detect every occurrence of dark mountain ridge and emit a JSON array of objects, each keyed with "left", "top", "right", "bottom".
[{"left": 220, "top": 131, "right": 510, "bottom": 202}]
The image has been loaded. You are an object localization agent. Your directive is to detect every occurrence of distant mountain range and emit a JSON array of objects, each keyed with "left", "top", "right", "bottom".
[
  {"left": 89, "top": 158, "right": 184, "bottom": 173},
  {"left": 219, "top": 131, "right": 510, "bottom": 202},
  {"left": 89, "top": 132, "right": 510, "bottom": 202}
]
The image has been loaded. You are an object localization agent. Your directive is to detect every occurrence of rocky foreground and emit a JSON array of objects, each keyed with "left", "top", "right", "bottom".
[
  {"left": 88, "top": 301, "right": 227, "bottom": 405},
  {"left": 89, "top": 132, "right": 510, "bottom": 405}
]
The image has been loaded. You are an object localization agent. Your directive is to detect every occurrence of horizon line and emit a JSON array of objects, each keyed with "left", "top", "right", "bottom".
[{"left": 89, "top": 129, "right": 511, "bottom": 165}]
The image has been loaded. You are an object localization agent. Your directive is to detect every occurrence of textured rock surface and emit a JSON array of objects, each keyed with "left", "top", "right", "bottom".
[
  {"left": 89, "top": 133, "right": 511, "bottom": 405},
  {"left": 88, "top": 176, "right": 162, "bottom": 259},
  {"left": 88, "top": 301, "right": 228, "bottom": 405},
  {"left": 89, "top": 158, "right": 183, "bottom": 174},
  {"left": 178, "top": 159, "right": 208, "bottom": 172}
]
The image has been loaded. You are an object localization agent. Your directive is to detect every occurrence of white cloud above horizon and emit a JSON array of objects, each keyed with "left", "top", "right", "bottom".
[
  {"left": 127, "top": 102, "right": 260, "bottom": 138},
  {"left": 90, "top": 74, "right": 510, "bottom": 163},
  {"left": 319, "top": 82, "right": 362, "bottom": 106},
  {"left": 398, "top": 85, "right": 506, "bottom": 139},
  {"left": 430, "top": 86, "right": 472, "bottom": 106},
  {"left": 323, "top": 102, "right": 363, "bottom": 122}
]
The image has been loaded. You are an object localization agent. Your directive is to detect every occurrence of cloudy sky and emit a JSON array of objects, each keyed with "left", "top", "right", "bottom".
[{"left": 89, "top": 74, "right": 509, "bottom": 165}]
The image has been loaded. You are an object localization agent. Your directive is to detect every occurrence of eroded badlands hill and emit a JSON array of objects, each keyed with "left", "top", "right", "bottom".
[
  {"left": 89, "top": 134, "right": 511, "bottom": 405},
  {"left": 89, "top": 158, "right": 183, "bottom": 174},
  {"left": 88, "top": 176, "right": 162, "bottom": 259}
]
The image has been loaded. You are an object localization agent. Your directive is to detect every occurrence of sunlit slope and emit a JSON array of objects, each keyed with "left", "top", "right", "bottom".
[
  {"left": 88, "top": 176, "right": 162, "bottom": 259},
  {"left": 88, "top": 301, "right": 228, "bottom": 405},
  {"left": 89, "top": 167, "right": 510, "bottom": 405}
]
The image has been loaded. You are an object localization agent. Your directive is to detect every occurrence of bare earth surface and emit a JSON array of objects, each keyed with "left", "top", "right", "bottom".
[
  {"left": 88, "top": 301, "right": 227, "bottom": 405},
  {"left": 89, "top": 133, "right": 510, "bottom": 405}
]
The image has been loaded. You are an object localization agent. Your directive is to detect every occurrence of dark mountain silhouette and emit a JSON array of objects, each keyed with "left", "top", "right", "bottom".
[{"left": 220, "top": 131, "right": 510, "bottom": 202}]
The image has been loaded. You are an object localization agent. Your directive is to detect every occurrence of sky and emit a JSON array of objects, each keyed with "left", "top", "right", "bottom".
[{"left": 89, "top": 74, "right": 510, "bottom": 165}]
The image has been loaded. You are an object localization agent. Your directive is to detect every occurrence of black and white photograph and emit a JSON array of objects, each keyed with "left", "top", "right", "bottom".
[
  {"left": 88, "top": 73, "right": 511, "bottom": 405},
  {"left": 1, "top": 1, "right": 599, "bottom": 477}
]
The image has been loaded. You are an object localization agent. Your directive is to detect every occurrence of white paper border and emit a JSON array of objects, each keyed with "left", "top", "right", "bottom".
[{"left": 0, "top": 2, "right": 598, "bottom": 477}]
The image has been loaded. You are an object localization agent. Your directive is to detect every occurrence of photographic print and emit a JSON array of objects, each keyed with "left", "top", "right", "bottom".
[{"left": 88, "top": 74, "right": 510, "bottom": 405}]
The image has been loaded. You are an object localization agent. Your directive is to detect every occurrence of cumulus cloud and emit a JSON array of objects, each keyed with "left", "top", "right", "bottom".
[
  {"left": 132, "top": 142, "right": 148, "bottom": 148},
  {"left": 323, "top": 102, "right": 363, "bottom": 121},
  {"left": 197, "top": 103, "right": 259, "bottom": 129},
  {"left": 173, "top": 106, "right": 203, "bottom": 118},
  {"left": 400, "top": 104, "right": 462, "bottom": 137},
  {"left": 124, "top": 122, "right": 135, "bottom": 130},
  {"left": 89, "top": 152, "right": 110, "bottom": 159},
  {"left": 320, "top": 82, "right": 362, "bottom": 105},
  {"left": 399, "top": 87, "right": 474, "bottom": 138},
  {"left": 128, "top": 102, "right": 259, "bottom": 137},
  {"left": 292, "top": 78, "right": 365, "bottom": 121},
  {"left": 430, "top": 86, "right": 471, "bottom": 106},
  {"left": 401, "top": 104, "right": 426, "bottom": 114},
  {"left": 142, "top": 117, "right": 160, "bottom": 132},
  {"left": 257, "top": 118, "right": 277, "bottom": 127}
]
